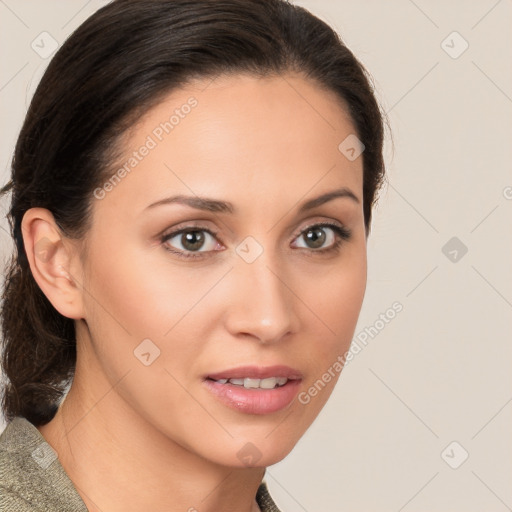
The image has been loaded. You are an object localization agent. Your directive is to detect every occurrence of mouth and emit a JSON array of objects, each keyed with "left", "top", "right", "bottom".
[
  {"left": 207, "top": 376, "right": 290, "bottom": 389},
  {"left": 203, "top": 365, "right": 302, "bottom": 415}
]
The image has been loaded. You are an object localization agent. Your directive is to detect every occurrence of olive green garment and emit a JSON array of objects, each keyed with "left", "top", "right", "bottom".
[{"left": 0, "top": 416, "right": 282, "bottom": 512}]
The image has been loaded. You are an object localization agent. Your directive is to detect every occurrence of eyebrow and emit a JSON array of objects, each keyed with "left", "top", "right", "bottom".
[{"left": 144, "top": 187, "right": 360, "bottom": 214}]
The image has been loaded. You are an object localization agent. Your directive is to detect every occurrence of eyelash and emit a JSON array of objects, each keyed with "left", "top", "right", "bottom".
[{"left": 160, "top": 222, "right": 351, "bottom": 260}]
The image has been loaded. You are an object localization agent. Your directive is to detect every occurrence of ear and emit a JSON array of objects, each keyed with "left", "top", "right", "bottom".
[{"left": 21, "top": 207, "right": 85, "bottom": 320}]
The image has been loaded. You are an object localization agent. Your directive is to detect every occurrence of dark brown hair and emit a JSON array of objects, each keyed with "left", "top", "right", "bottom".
[{"left": 0, "top": 0, "right": 388, "bottom": 426}]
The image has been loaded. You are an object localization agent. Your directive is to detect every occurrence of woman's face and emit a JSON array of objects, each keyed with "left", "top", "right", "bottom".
[{"left": 75, "top": 72, "right": 367, "bottom": 467}]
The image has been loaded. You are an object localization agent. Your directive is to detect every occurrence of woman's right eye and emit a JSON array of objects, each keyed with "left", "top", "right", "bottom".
[{"left": 161, "top": 228, "right": 223, "bottom": 259}]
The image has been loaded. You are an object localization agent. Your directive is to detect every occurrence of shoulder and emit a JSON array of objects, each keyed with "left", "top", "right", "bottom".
[
  {"left": 0, "top": 417, "right": 88, "bottom": 512},
  {"left": 0, "top": 485, "right": 41, "bottom": 512}
]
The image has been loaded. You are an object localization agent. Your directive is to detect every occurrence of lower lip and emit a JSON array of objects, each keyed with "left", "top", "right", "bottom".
[{"left": 203, "top": 379, "right": 301, "bottom": 415}]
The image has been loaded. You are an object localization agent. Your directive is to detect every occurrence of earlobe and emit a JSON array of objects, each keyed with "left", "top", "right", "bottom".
[{"left": 21, "top": 207, "right": 84, "bottom": 320}]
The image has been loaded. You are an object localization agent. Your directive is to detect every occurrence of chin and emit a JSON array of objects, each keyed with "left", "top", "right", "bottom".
[{"left": 203, "top": 429, "right": 302, "bottom": 469}]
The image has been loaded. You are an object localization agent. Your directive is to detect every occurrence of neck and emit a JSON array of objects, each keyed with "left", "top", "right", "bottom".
[{"left": 38, "top": 357, "right": 265, "bottom": 512}]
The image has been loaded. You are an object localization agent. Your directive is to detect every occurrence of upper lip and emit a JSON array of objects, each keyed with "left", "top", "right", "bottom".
[{"left": 206, "top": 365, "right": 303, "bottom": 381}]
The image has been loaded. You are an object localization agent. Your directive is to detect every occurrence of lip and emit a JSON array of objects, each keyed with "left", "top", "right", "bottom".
[
  {"left": 203, "top": 365, "right": 303, "bottom": 415},
  {"left": 206, "top": 365, "right": 303, "bottom": 381}
]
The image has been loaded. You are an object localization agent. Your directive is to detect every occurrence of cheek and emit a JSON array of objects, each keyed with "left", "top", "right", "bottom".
[
  {"left": 324, "top": 267, "right": 366, "bottom": 350},
  {"left": 298, "top": 243, "right": 366, "bottom": 390},
  {"left": 82, "top": 237, "right": 201, "bottom": 337},
  {"left": 80, "top": 237, "right": 227, "bottom": 383},
  {"left": 79, "top": 243, "right": 210, "bottom": 419},
  {"left": 309, "top": 244, "right": 366, "bottom": 340}
]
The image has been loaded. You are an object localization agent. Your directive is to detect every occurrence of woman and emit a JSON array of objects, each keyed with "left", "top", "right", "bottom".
[{"left": 0, "top": 0, "right": 387, "bottom": 510}]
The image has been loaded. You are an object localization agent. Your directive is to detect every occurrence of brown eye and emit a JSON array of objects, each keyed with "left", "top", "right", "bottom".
[
  {"left": 302, "top": 227, "right": 328, "bottom": 249},
  {"left": 161, "top": 227, "right": 221, "bottom": 258},
  {"left": 293, "top": 223, "right": 350, "bottom": 251},
  {"left": 178, "top": 230, "right": 206, "bottom": 251}
]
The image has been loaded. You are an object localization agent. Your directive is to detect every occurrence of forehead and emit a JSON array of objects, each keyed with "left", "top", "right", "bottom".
[{"left": 97, "top": 72, "right": 363, "bottom": 215}]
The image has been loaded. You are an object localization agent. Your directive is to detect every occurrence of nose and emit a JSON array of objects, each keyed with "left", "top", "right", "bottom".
[{"left": 223, "top": 254, "right": 300, "bottom": 345}]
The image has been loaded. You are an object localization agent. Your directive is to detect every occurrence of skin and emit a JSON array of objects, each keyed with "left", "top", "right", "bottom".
[{"left": 22, "top": 72, "right": 367, "bottom": 512}]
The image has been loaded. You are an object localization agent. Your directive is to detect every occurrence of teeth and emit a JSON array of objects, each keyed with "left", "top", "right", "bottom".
[
  {"left": 258, "top": 377, "right": 277, "bottom": 389},
  {"left": 244, "top": 378, "right": 261, "bottom": 389},
  {"left": 214, "top": 377, "right": 289, "bottom": 389}
]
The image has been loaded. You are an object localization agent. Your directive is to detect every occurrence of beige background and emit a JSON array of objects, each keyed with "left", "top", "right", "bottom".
[{"left": 1, "top": 1, "right": 511, "bottom": 511}]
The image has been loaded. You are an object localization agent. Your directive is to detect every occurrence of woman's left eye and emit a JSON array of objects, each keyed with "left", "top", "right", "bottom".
[
  {"left": 292, "top": 223, "right": 351, "bottom": 252},
  {"left": 161, "top": 222, "right": 351, "bottom": 260}
]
